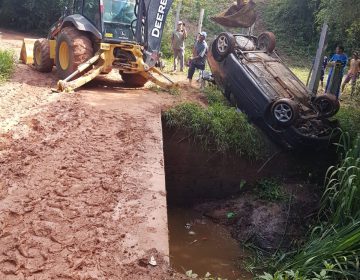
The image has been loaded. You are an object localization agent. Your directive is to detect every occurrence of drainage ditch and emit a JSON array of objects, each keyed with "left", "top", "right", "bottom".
[{"left": 163, "top": 124, "right": 337, "bottom": 279}]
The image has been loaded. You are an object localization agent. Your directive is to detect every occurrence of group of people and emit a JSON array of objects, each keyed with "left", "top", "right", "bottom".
[
  {"left": 171, "top": 20, "right": 208, "bottom": 86},
  {"left": 320, "top": 46, "right": 359, "bottom": 99}
]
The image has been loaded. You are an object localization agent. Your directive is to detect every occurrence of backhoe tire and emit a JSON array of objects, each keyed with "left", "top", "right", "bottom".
[
  {"left": 33, "top": 39, "right": 53, "bottom": 73},
  {"left": 121, "top": 73, "right": 148, "bottom": 87},
  {"left": 55, "top": 27, "right": 93, "bottom": 80}
]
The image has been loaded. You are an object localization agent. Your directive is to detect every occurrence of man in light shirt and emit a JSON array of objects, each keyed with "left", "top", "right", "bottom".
[
  {"left": 171, "top": 21, "right": 187, "bottom": 72},
  {"left": 342, "top": 52, "right": 360, "bottom": 96}
]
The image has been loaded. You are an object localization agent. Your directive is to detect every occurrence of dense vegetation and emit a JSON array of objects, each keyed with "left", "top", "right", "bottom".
[
  {"left": 0, "top": 0, "right": 68, "bottom": 34},
  {"left": 0, "top": 50, "right": 15, "bottom": 82},
  {"left": 260, "top": 0, "right": 360, "bottom": 64},
  {"left": 258, "top": 133, "right": 360, "bottom": 279},
  {"left": 163, "top": 85, "right": 266, "bottom": 160},
  {"left": 336, "top": 106, "right": 360, "bottom": 140}
]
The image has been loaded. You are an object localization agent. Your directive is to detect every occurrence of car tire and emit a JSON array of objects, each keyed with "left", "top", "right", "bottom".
[
  {"left": 257, "top": 32, "right": 276, "bottom": 53},
  {"left": 271, "top": 99, "right": 299, "bottom": 126},
  {"left": 33, "top": 39, "right": 54, "bottom": 73},
  {"left": 212, "top": 32, "right": 236, "bottom": 62},
  {"left": 121, "top": 73, "right": 148, "bottom": 87},
  {"left": 313, "top": 94, "right": 340, "bottom": 118},
  {"left": 55, "top": 27, "right": 94, "bottom": 79}
]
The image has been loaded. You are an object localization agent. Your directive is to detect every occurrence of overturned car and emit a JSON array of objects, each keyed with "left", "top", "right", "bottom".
[{"left": 207, "top": 32, "right": 340, "bottom": 149}]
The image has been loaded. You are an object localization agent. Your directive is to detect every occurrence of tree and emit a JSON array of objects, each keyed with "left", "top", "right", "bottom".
[
  {"left": 0, "top": 0, "right": 69, "bottom": 34},
  {"left": 317, "top": 0, "right": 360, "bottom": 53}
]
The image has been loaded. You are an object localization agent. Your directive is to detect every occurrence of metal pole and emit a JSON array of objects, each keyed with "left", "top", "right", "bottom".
[{"left": 308, "top": 23, "right": 328, "bottom": 94}]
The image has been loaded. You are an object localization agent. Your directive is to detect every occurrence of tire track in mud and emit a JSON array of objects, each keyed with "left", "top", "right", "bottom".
[{"left": 0, "top": 95, "right": 176, "bottom": 279}]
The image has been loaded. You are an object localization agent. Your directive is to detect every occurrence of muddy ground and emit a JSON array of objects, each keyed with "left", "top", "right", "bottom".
[{"left": 0, "top": 29, "right": 200, "bottom": 280}]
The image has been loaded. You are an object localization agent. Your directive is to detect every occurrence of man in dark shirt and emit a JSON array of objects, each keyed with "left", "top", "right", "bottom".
[
  {"left": 325, "top": 46, "right": 348, "bottom": 98},
  {"left": 187, "top": 31, "right": 208, "bottom": 86},
  {"left": 320, "top": 55, "right": 328, "bottom": 88}
]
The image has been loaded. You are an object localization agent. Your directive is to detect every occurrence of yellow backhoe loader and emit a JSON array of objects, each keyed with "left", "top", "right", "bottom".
[
  {"left": 20, "top": 0, "right": 175, "bottom": 92},
  {"left": 19, "top": 0, "right": 257, "bottom": 93}
]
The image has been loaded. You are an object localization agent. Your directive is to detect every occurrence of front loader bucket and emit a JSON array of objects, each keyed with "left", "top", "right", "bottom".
[
  {"left": 20, "top": 38, "right": 37, "bottom": 64},
  {"left": 211, "top": 0, "right": 256, "bottom": 28}
]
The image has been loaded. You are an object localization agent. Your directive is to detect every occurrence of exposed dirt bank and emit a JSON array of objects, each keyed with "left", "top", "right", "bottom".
[
  {"left": 163, "top": 127, "right": 334, "bottom": 252},
  {"left": 0, "top": 29, "right": 195, "bottom": 279}
]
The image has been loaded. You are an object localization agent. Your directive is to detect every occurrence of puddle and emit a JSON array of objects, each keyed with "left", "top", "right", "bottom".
[{"left": 168, "top": 208, "right": 253, "bottom": 280}]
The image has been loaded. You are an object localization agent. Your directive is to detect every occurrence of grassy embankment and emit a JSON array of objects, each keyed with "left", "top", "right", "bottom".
[
  {"left": 0, "top": 49, "right": 15, "bottom": 82},
  {"left": 163, "top": 85, "right": 266, "bottom": 160}
]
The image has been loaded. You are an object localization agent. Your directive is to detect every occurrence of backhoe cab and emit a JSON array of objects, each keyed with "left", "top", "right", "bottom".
[{"left": 20, "top": 0, "right": 174, "bottom": 92}]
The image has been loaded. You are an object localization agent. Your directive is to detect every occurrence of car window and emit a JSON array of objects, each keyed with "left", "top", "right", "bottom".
[
  {"left": 83, "top": 0, "right": 101, "bottom": 29},
  {"left": 103, "top": 0, "right": 136, "bottom": 25}
]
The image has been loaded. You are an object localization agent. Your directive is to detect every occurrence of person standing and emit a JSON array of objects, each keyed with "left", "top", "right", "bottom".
[
  {"left": 325, "top": 46, "right": 348, "bottom": 99},
  {"left": 320, "top": 55, "right": 328, "bottom": 88},
  {"left": 171, "top": 21, "right": 187, "bottom": 72},
  {"left": 341, "top": 52, "right": 360, "bottom": 96},
  {"left": 187, "top": 31, "right": 208, "bottom": 86}
]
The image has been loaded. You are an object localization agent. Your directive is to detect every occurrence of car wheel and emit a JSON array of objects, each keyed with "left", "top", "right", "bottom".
[
  {"left": 271, "top": 99, "right": 299, "bottom": 126},
  {"left": 257, "top": 32, "right": 276, "bottom": 53},
  {"left": 313, "top": 94, "right": 340, "bottom": 118},
  {"left": 212, "top": 32, "right": 236, "bottom": 62}
]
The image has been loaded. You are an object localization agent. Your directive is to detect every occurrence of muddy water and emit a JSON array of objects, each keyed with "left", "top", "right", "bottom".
[{"left": 168, "top": 208, "right": 253, "bottom": 280}]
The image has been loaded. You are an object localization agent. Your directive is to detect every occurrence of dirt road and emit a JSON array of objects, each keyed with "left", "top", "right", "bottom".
[{"left": 0, "top": 29, "right": 193, "bottom": 279}]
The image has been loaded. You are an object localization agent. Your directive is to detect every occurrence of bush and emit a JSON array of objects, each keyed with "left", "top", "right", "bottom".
[
  {"left": 163, "top": 101, "right": 266, "bottom": 160},
  {"left": 260, "top": 0, "right": 318, "bottom": 65},
  {"left": 259, "top": 134, "right": 360, "bottom": 279},
  {"left": 256, "top": 179, "right": 286, "bottom": 202},
  {"left": 336, "top": 106, "right": 360, "bottom": 140},
  {"left": 0, "top": 49, "right": 15, "bottom": 82},
  {"left": 202, "top": 84, "right": 229, "bottom": 106},
  {"left": 0, "top": 0, "right": 67, "bottom": 34}
]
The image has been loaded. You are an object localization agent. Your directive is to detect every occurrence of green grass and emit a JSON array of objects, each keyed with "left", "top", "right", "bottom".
[
  {"left": 258, "top": 133, "right": 360, "bottom": 279},
  {"left": 256, "top": 179, "right": 286, "bottom": 202},
  {"left": 290, "top": 67, "right": 311, "bottom": 85},
  {"left": 278, "top": 221, "right": 360, "bottom": 279},
  {"left": 202, "top": 84, "right": 229, "bottom": 106},
  {"left": 335, "top": 107, "right": 360, "bottom": 143},
  {"left": 163, "top": 86, "right": 266, "bottom": 159},
  {"left": 0, "top": 49, "right": 15, "bottom": 82},
  {"left": 320, "top": 133, "right": 360, "bottom": 226}
]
